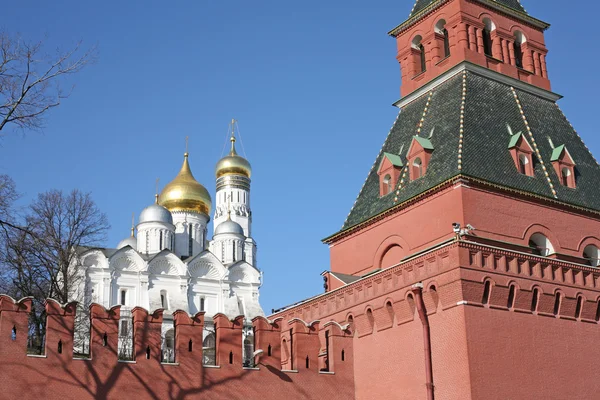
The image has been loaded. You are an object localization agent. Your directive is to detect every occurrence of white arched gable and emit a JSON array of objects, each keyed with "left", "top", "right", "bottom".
[
  {"left": 148, "top": 251, "right": 186, "bottom": 276},
  {"left": 80, "top": 249, "right": 109, "bottom": 270},
  {"left": 187, "top": 251, "right": 227, "bottom": 280},
  {"left": 109, "top": 247, "right": 146, "bottom": 273},
  {"left": 228, "top": 261, "right": 260, "bottom": 284}
]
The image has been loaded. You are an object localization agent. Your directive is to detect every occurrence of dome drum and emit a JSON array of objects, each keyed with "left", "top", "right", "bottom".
[{"left": 216, "top": 174, "right": 250, "bottom": 191}]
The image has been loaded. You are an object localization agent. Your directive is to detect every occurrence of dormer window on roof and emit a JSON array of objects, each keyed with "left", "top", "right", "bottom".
[
  {"left": 550, "top": 144, "right": 576, "bottom": 188},
  {"left": 378, "top": 152, "right": 403, "bottom": 196},
  {"left": 407, "top": 136, "right": 434, "bottom": 181},
  {"left": 508, "top": 132, "right": 534, "bottom": 177}
]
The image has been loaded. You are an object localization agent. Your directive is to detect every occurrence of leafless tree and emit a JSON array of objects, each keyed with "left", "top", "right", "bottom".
[
  {"left": 0, "top": 189, "right": 109, "bottom": 353},
  {"left": 0, "top": 30, "right": 95, "bottom": 133}
]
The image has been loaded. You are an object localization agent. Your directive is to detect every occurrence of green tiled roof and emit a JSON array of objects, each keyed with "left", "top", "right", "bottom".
[
  {"left": 508, "top": 132, "right": 523, "bottom": 148},
  {"left": 382, "top": 152, "right": 404, "bottom": 167},
  {"left": 551, "top": 144, "right": 566, "bottom": 161},
  {"left": 336, "top": 71, "right": 600, "bottom": 234},
  {"left": 413, "top": 135, "right": 434, "bottom": 151},
  {"left": 410, "top": 0, "right": 527, "bottom": 17}
]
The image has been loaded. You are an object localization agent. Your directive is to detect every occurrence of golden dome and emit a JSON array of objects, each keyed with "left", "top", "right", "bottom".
[
  {"left": 159, "top": 153, "right": 212, "bottom": 215},
  {"left": 215, "top": 135, "right": 252, "bottom": 179}
]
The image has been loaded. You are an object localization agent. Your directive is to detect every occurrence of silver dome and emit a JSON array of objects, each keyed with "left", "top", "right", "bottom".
[
  {"left": 117, "top": 236, "right": 137, "bottom": 250},
  {"left": 215, "top": 219, "right": 244, "bottom": 236},
  {"left": 139, "top": 203, "right": 173, "bottom": 225}
]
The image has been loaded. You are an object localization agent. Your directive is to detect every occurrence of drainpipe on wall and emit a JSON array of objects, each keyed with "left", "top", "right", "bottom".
[{"left": 412, "top": 283, "right": 434, "bottom": 400}]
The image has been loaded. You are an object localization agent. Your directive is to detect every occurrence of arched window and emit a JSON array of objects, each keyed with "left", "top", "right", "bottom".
[
  {"left": 200, "top": 297, "right": 205, "bottom": 312},
  {"left": 531, "top": 288, "right": 540, "bottom": 312},
  {"left": 163, "top": 329, "right": 175, "bottom": 363},
  {"left": 507, "top": 284, "right": 516, "bottom": 309},
  {"left": 529, "top": 233, "right": 553, "bottom": 257},
  {"left": 159, "top": 231, "right": 163, "bottom": 250},
  {"left": 120, "top": 289, "right": 127, "bottom": 306},
  {"left": 203, "top": 332, "right": 216, "bottom": 365},
  {"left": 366, "top": 309, "right": 374, "bottom": 329},
  {"left": 482, "top": 18, "right": 495, "bottom": 57},
  {"left": 383, "top": 174, "right": 392, "bottom": 195},
  {"left": 561, "top": 167, "right": 571, "bottom": 187},
  {"left": 595, "top": 301, "right": 600, "bottom": 322},
  {"left": 160, "top": 290, "right": 169, "bottom": 309},
  {"left": 443, "top": 29, "right": 450, "bottom": 57},
  {"left": 435, "top": 20, "right": 450, "bottom": 58},
  {"left": 386, "top": 301, "right": 395, "bottom": 324},
  {"left": 513, "top": 31, "right": 525, "bottom": 68},
  {"left": 419, "top": 44, "right": 426, "bottom": 73},
  {"left": 482, "top": 280, "right": 491, "bottom": 305},
  {"left": 583, "top": 245, "right": 600, "bottom": 267},
  {"left": 518, "top": 154, "right": 529, "bottom": 175},
  {"left": 553, "top": 292, "right": 562, "bottom": 316},
  {"left": 413, "top": 158, "right": 423, "bottom": 179},
  {"left": 412, "top": 36, "right": 426, "bottom": 74}
]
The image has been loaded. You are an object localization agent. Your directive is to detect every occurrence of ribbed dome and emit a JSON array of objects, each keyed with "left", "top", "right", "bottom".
[
  {"left": 159, "top": 153, "right": 212, "bottom": 215},
  {"left": 117, "top": 236, "right": 137, "bottom": 250},
  {"left": 139, "top": 203, "right": 173, "bottom": 224},
  {"left": 215, "top": 136, "right": 251, "bottom": 179},
  {"left": 215, "top": 219, "right": 244, "bottom": 236}
]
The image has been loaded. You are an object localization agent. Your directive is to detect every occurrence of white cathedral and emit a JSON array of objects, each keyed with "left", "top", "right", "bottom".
[{"left": 75, "top": 126, "right": 263, "bottom": 363}]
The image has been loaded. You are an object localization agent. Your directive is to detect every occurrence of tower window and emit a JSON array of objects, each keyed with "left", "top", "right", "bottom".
[
  {"left": 120, "top": 289, "right": 127, "bottom": 306},
  {"left": 531, "top": 288, "right": 539, "bottom": 312},
  {"left": 482, "top": 18, "right": 495, "bottom": 57},
  {"left": 513, "top": 31, "right": 525, "bottom": 68},
  {"left": 443, "top": 29, "right": 450, "bottom": 58},
  {"left": 483, "top": 29, "right": 492, "bottom": 56},
  {"left": 200, "top": 297, "right": 205, "bottom": 312},
  {"left": 419, "top": 44, "right": 426, "bottom": 73},
  {"left": 159, "top": 231, "right": 163, "bottom": 250},
  {"left": 482, "top": 280, "right": 491, "bottom": 305}
]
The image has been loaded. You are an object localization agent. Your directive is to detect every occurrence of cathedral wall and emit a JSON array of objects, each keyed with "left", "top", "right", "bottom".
[{"left": 329, "top": 185, "right": 464, "bottom": 276}]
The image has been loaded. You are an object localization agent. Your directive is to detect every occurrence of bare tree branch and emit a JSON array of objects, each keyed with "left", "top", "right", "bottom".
[{"left": 0, "top": 31, "right": 96, "bottom": 133}]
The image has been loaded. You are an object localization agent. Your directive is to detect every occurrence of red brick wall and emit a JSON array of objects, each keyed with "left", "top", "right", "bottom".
[{"left": 0, "top": 297, "right": 355, "bottom": 400}]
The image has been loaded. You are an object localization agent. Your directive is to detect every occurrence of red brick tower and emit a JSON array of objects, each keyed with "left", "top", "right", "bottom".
[{"left": 272, "top": 1, "right": 600, "bottom": 399}]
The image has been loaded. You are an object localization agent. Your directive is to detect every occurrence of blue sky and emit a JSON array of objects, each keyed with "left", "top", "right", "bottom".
[{"left": 1, "top": 0, "right": 598, "bottom": 313}]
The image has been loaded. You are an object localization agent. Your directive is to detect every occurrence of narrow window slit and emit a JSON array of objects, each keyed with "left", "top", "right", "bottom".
[
  {"left": 58, "top": 340, "right": 63, "bottom": 354},
  {"left": 267, "top": 344, "right": 272, "bottom": 356},
  {"left": 11, "top": 326, "right": 16, "bottom": 341},
  {"left": 229, "top": 351, "right": 234, "bottom": 364},
  {"left": 103, "top": 333, "right": 108, "bottom": 347},
  {"left": 575, "top": 297, "right": 583, "bottom": 319},
  {"left": 146, "top": 346, "right": 151, "bottom": 359},
  {"left": 188, "top": 339, "right": 193, "bottom": 352}
]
